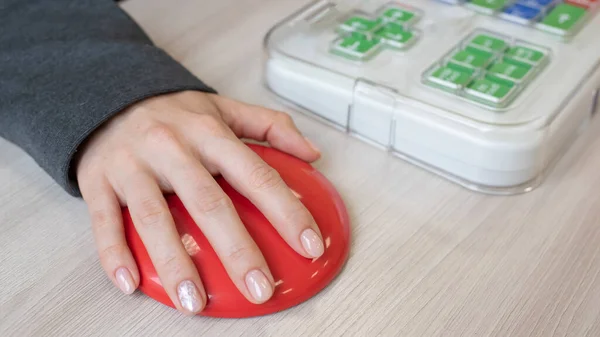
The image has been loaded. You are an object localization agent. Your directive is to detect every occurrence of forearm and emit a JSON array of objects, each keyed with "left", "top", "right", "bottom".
[{"left": 0, "top": 0, "right": 216, "bottom": 196}]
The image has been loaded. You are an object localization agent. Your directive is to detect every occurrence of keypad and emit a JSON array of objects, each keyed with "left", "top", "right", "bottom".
[
  {"left": 329, "top": 1, "right": 595, "bottom": 63},
  {"left": 329, "top": 4, "right": 421, "bottom": 61},
  {"left": 439, "top": 0, "right": 597, "bottom": 38},
  {"left": 325, "top": 2, "right": 581, "bottom": 110},
  {"left": 423, "top": 31, "right": 550, "bottom": 109}
]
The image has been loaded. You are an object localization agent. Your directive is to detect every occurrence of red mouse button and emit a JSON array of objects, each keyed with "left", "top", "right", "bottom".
[{"left": 123, "top": 144, "right": 351, "bottom": 318}]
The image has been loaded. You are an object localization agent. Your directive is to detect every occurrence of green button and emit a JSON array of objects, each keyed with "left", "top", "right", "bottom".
[
  {"left": 505, "top": 45, "right": 546, "bottom": 65},
  {"left": 330, "top": 33, "right": 381, "bottom": 61},
  {"left": 427, "top": 66, "right": 473, "bottom": 92},
  {"left": 485, "top": 74, "right": 516, "bottom": 88},
  {"left": 503, "top": 56, "right": 538, "bottom": 69},
  {"left": 466, "top": 79, "right": 513, "bottom": 105},
  {"left": 373, "top": 23, "right": 415, "bottom": 49},
  {"left": 447, "top": 62, "right": 477, "bottom": 76},
  {"left": 469, "top": 0, "right": 509, "bottom": 13},
  {"left": 339, "top": 16, "right": 381, "bottom": 33},
  {"left": 468, "top": 34, "right": 508, "bottom": 53},
  {"left": 448, "top": 49, "right": 494, "bottom": 71},
  {"left": 539, "top": 4, "right": 587, "bottom": 35},
  {"left": 380, "top": 7, "right": 416, "bottom": 25},
  {"left": 487, "top": 61, "right": 532, "bottom": 83},
  {"left": 465, "top": 46, "right": 495, "bottom": 59}
]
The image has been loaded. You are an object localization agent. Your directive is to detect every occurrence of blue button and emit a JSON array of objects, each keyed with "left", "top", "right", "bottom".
[
  {"left": 503, "top": 3, "right": 542, "bottom": 20},
  {"left": 515, "top": 0, "right": 554, "bottom": 8},
  {"left": 532, "top": 0, "right": 554, "bottom": 6}
]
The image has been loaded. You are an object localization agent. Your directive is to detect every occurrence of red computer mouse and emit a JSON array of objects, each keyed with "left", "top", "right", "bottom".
[{"left": 122, "top": 143, "right": 351, "bottom": 318}]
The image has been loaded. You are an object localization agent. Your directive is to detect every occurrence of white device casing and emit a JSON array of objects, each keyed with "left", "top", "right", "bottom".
[{"left": 264, "top": 0, "right": 600, "bottom": 194}]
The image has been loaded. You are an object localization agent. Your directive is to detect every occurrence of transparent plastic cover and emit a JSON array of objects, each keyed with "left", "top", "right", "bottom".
[{"left": 265, "top": 0, "right": 600, "bottom": 129}]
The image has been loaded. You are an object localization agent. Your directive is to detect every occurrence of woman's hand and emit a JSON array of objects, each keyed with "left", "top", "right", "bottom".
[{"left": 76, "top": 91, "right": 324, "bottom": 315}]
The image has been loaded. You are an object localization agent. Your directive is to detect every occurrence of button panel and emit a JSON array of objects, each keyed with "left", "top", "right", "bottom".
[
  {"left": 423, "top": 30, "right": 551, "bottom": 109},
  {"left": 436, "top": 0, "right": 598, "bottom": 38}
]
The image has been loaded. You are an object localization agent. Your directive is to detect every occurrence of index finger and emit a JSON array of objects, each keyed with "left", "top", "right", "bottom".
[
  {"left": 207, "top": 94, "right": 321, "bottom": 163},
  {"left": 200, "top": 137, "right": 325, "bottom": 259}
]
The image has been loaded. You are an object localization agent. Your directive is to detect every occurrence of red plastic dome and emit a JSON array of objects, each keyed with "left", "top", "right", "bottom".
[{"left": 123, "top": 144, "right": 351, "bottom": 318}]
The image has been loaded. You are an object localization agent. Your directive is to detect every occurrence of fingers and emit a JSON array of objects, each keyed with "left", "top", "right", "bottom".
[
  {"left": 75, "top": 91, "right": 328, "bottom": 316},
  {"left": 208, "top": 94, "right": 321, "bottom": 162},
  {"left": 80, "top": 177, "right": 139, "bottom": 296},
  {"left": 142, "top": 138, "right": 275, "bottom": 304},
  {"left": 196, "top": 134, "right": 325, "bottom": 260},
  {"left": 113, "top": 164, "right": 207, "bottom": 315}
]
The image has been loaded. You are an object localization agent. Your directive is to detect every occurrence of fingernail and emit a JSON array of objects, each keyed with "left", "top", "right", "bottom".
[
  {"left": 245, "top": 269, "right": 273, "bottom": 303},
  {"left": 115, "top": 267, "right": 135, "bottom": 295},
  {"left": 301, "top": 228, "right": 324, "bottom": 258},
  {"left": 304, "top": 137, "right": 321, "bottom": 155},
  {"left": 177, "top": 280, "right": 203, "bottom": 313}
]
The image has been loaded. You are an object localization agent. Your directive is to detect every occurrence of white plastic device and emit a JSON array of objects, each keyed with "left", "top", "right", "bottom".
[{"left": 263, "top": 0, "right": 600, "bottom": 194}]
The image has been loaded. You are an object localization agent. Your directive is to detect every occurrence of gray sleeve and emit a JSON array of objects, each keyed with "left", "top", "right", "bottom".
[{"left": 0, "top": 0, "right": 217, "bottom": 196}]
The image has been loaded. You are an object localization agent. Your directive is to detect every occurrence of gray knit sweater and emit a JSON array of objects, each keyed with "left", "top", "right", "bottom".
[{"left": 0, "top": 0, "right": 217, "bottom": 196}]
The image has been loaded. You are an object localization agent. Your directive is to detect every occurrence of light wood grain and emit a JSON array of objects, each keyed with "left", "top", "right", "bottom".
[{"left": 2, "top": 1, "right": 600, "bottom": 336}]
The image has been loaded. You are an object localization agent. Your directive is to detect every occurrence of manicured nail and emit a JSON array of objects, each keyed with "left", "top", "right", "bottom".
[
  {"left": 304, "top": 137, "right": 321, "bottom": 155},
  {"left": 177, "top": 280, "right": 203, "bottom": 313},
  {"left": 245, "top": 270, "right": 273, "bottom": 303},
  {"left": 301, "top": 228, "right": 324, "bottom": 258},
  {"left": 115, "top": 267, "right": 135, "bottom": 295}
]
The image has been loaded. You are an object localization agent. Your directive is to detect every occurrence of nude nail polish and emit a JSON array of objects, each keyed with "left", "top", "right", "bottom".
[
  {"left": 301, "top": 228, "right": 324, "bottom": 258},
  {"left": 304, "top": 137, "right": 321, "bottom": 155},
  {"left": 115, "top": 267, "right": 135, "bottom": 295},
  {"left": 245, "top": 270, "right": 273, "bottom": 303},
  {"left": 177, "top": 280, "right": 203, "bottom": 313}
]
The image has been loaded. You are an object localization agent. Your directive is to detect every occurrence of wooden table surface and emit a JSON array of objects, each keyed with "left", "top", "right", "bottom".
[{"left": 3, "top": 1, "right": 600, "bottom": 336}]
